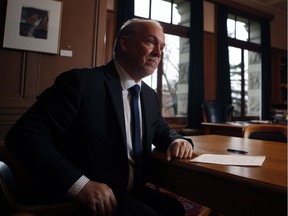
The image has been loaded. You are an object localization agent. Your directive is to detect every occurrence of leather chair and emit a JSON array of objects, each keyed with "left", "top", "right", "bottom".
[
  {"left": 0, "top": 143, "right": 86, "bottom": 216},
  {"left": 201, "top": 100, "right": 234, "bottom": 123},
  {"left": 243, "top": 125, "right": 287, "bottom": 143}
]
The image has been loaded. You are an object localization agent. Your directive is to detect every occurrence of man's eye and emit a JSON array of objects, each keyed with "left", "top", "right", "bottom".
[{"left": 147, "top": 40, "right": 154, "bottom": 45}]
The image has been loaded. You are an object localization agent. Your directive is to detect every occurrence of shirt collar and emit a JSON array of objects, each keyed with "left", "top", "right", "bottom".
[{"left": 114, "top": 59, "right": 141, "bottom": 90}]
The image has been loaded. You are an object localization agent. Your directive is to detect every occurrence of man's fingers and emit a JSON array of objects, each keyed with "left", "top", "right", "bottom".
[
  {"left": 168, "top": 140, "right": 193, "bottom": 159},
  {"left": 77, "top": 181, "right": 117, "bottom": 216},
  {"left": 166, "top": 148, "right": 172, "bottom": 161}
]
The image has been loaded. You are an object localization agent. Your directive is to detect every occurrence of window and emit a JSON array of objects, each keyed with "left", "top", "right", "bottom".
[
  {"left": 134, "top": 0, "right": 191, "bottom": 117},
  {"left": 227, "top": 14, "right": 262, "bottom": 118},
  {"left": 227, "top": 14, "right": 261, "bottom": 44}
]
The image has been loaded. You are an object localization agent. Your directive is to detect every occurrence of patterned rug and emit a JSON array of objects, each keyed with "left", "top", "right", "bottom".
[
  {"left": 146, "top": 183, "right": 212, "bottom": 216},
  {"left": 158, "top": 187, "right": 208, "bottom": 216}
]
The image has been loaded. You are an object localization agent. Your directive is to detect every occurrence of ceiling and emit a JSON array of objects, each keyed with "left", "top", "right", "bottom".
[
  {"left": 255, "top": 0, "right": 287, "bottom": 11},
  {"left": 238, "top": 0, "right": 287, "bottom": 14}
]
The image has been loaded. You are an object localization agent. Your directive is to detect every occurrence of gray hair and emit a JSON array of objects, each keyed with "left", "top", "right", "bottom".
[{"left": 113, "top": 18, "right": 163, "bottom": 58}]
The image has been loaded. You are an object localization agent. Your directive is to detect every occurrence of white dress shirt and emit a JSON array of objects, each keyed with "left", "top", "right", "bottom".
[{"left": 114, "top": 59, "right": 142, "bottom": 190}]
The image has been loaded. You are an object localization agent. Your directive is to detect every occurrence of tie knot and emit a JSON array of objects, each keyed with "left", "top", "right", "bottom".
[{"left": 129, "top": 85, "right": 140, "bottom": 96}]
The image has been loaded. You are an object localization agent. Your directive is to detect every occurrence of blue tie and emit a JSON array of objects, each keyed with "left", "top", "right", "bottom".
[{"left": 129, "top": 85, "right": 142, "bottom": 190}]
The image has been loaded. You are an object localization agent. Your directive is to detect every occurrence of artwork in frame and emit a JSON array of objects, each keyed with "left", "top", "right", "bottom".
[{"left": 3, "top": 0, "right": 62, "bottom": 54}]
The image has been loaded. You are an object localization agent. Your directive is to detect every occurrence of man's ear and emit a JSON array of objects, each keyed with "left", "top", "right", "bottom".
[{"left": 119, "top": 36, "right": 129, "bottom": 52}]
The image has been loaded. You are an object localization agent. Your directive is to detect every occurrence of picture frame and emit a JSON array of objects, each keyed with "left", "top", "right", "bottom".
[{"left": 3, "top": 0, "right": 62, "bottom": 54}]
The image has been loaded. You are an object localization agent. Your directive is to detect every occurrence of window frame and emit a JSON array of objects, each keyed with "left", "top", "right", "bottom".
[
  {"left": 133, "top": 0, "right": 191, "bottom": 122},
  {"left": 227, "top": 12, "right": 263, "bottom": 120}
]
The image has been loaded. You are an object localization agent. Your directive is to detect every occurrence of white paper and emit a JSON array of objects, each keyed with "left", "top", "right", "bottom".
[{"left": 190, "top": 154, "right": 266, "bottom": 166}]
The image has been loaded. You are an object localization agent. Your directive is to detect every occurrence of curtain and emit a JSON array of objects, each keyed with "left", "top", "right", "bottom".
[
  {"left": 187, "top": 0, "right": 204, "bottom": 129},
  {"left": 116, "top": 0, "right": 134, "bottom": 32},
  {"left": 260, "top": 19, "right": 272, "bottom": 120},
  {"left": 216, "top": 4, "right": 232, "bottom": 105}
]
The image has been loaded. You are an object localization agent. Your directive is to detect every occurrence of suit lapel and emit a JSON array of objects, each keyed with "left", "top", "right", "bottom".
[
  {"left": 140, "top": 84, "right": 153, "bottom": 153},
  {"left": 104, "top": 61, "right": 154, "bottom": 154},
  {"left": 104, "top": 62, "right": 127, "bottom": 150}
]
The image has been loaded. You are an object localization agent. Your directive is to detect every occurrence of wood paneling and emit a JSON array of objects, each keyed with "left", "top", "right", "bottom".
[
  {"left": 271, "top": 48, "right": 287, "bottom": 104},
  {"left": 0, "top": 50, "right": 24, "bottom": 97},
  {"left": 204, "top": 32, "right": 217, "bottom": 100},
  {"left": 0, "top": 0, "right": 113, "bottom": 141},
  {"left": 106, "top": 10, "right": 116, "bottom": 63}
]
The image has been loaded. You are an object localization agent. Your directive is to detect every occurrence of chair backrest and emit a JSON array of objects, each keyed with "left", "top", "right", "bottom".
[
  {"left": 0, "top": 161, "right": 18, "bottom": 197},
  {"left": 243, "top": 125, "right": 287, "bottom": 143},
  {"left": 201, "top": 100, "right": 234, "bottom": 123},
  {"left": 0, "top": 143, "right": 31, "bottom": 198},
  {"left": 0, "top": 143, "right": 86, "bottom": 216},
  {"left": 0, "top": 160, "right": 22, "bottom": 215}
]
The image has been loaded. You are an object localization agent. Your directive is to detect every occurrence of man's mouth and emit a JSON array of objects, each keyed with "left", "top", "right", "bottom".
[{"left": 147, "top": 59, "right": 158, "bottom": 67}]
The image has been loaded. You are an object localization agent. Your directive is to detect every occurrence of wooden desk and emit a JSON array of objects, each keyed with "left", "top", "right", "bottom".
[
  {"left": 150, "top": 135, "right": 287, "bottom": 216},
  {"left": 202, "top": 122, "right": 257, "bottom": 137}
]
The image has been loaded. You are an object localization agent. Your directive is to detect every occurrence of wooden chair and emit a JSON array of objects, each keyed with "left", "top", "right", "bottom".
[
  {"left": 201, "top": 100, "right": 234, "bottom": 123},
  {"left": 0, "top": 143, "right": 87, "bottom": 216},
  {"left": 243, "top": 124, "right": 287, "bottom": 143}
]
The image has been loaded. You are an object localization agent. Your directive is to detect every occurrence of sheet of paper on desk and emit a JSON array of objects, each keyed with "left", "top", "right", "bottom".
[{"left": 190, "top": 154, "right": 266, "bottom": 166}]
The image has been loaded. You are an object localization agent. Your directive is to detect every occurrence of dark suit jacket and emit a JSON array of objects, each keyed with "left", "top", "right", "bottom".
[{"left": 5, "top": 60, "right": 191, "bottom": 203}]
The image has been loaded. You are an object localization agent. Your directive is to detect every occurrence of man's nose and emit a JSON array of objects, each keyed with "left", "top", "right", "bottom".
[{"left": 153, "top": 44, "right": 162, "bottom": 57}]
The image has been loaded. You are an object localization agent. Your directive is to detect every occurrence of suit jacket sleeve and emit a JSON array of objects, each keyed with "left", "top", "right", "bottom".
[
  {"left": 141, "top": 82, "right": 193, "bottom": 152},
  {"left": 5, "top": 70, "right": 85, "bottom": 194}
]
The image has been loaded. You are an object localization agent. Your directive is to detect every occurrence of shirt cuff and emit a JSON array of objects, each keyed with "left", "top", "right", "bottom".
[{"left": 66, "top": 175, "right": 90, "bottom": 198}]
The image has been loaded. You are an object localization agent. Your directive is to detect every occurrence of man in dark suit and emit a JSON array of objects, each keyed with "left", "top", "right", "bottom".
[{"left": 5, "top": 18, "right": 193, "bottom": 216}]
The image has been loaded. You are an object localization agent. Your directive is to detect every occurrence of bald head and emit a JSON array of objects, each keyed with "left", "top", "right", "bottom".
[
  {"left": 113, "top": 18, "right": 163, "bottom": 58},
  {"left": 112, "top": 18, "right": 165, "bottom": 82}
]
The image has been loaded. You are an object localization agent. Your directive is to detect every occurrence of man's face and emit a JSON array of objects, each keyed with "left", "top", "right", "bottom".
[{"left": 120, "top": 22, "right": 165, "bottom": 82}]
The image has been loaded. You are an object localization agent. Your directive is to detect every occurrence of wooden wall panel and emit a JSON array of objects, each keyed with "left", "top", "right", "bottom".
[
  {"left": 271, "top": 48, "right": 287, "bottom": 104},
  {"left": 105, "top": 10, "right": 116, "bottom": 63},
  {"left": 0, "top": 50, "right": 24, "bottom": 97},
  {"left": 37, "top": 0, "right": 100, "bottom": 94},
  {"left": 0, "top": 0, "right": 111, "bottom": 141},
  {"left": 204, "top": 32, "right": 217, "bottom": 100}
]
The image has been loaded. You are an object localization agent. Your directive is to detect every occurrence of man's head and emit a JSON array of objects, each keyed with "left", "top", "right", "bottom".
[{"left": 114, "top": 18, "right": 165, "bottom": 82}]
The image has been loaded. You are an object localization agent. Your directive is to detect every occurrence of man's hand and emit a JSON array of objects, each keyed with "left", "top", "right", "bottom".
[
  {"left": 166, "top": 139, "right": 193, "bottom": 161},
  {"left": 75, "top": 181, "right": 117, "bottom": 216}
]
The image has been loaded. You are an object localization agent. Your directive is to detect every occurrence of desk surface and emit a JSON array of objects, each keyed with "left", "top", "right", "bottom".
[
  {"left": 201, "top": 122, "right": 287, "bottom": 137},
  {"left": 191, "top": 134, "right": 287, "bottom": 188},
  {"left": 202, "top": 121, "right": 254, "bottom": 128},
  {"left": 201, "top": 122, "right": 254, "bottom": 137},
  {"left": 151, "top": 135, "right": 287, "bottom": 216},
  {"left": 202, "top": 121, "right": 287, "bottom": 128}
]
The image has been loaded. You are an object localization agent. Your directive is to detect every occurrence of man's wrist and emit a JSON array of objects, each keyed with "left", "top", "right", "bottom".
[
  {"left": 172, "top": 138, "right": 194, "bottom": 148},
  {"left": 66, "top": 175, "right": 90, "bottom": 197},
  {"left": 171, "top": 138, "right": 188, "bottom": 144}
]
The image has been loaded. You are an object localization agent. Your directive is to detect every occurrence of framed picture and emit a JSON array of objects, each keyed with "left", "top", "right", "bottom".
[{"left": 3, "top": 0, "right": 62, "bottom": 54}]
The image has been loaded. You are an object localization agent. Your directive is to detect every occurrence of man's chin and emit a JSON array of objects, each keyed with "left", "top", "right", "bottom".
[
  {"left": 140, "top": 70, "right": 155, "bottom": 79},
  {"left": 146, "top": 69, "right": 156, "bottom": 76},
  {"left": 147, "top": 65, "right": 158, "bottom": 73},
  {"left": 145, "top": 61, "right": 158, "bottom": 69}
]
